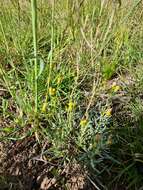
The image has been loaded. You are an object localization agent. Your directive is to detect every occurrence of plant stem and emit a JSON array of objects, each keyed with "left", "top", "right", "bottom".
[{"left": 31, "top": 0, "right": 38, "bottom": 113}]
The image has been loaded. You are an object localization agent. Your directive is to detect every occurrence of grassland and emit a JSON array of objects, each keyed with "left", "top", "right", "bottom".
[{"left": 0, "top": 0, "right": 143, "bottom": 189}]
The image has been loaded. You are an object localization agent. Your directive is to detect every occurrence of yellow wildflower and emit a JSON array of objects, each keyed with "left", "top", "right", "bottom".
[
  {"left": 42, "top": 102, "right": 47, "bottom": 112},
  {"left": 67, "top": 101, "right": 76, "bottom": 112},
  {"left": 105, "top": 108, "right": 112, "bottom": 117},
  {"left": 111, "top": 82, "right": 120, "bottom": 92},
  {"left": 49, "top": 87, "right": 56, "bottom": 96},
  {"left": 57, "top": 76, "right": 63, "bottom": 84},
  {"left": 80, "top": 118, "right": 88, "bottom": 127}
]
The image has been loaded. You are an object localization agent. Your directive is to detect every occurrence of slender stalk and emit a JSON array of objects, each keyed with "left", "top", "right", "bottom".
[
  {"left": 47, "top": 0, "right": 55, "bottom": 88},
  {"left": 31, "top": 0, "right": 38, "bottom": 113},
  {"left": 42, "top": 1, "right": 55, "bottom": 111}
]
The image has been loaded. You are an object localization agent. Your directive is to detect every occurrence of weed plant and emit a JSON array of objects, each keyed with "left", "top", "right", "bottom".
[{"left": 0, "top": 0, "right": 143, "bottom": 189}]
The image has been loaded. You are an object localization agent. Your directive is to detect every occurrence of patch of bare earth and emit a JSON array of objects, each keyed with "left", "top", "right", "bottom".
[{"left": 0, "top": 136, "right": 93, "bottom": 190}]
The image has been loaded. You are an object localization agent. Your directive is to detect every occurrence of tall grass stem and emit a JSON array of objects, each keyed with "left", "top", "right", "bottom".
[{"left": 31, "top": 0, "right": 38, "bottom": 113}]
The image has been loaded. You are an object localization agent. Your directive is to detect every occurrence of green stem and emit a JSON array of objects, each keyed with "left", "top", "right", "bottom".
[{"left": 31, "top": 0, "right": 38, "bottom": 113}]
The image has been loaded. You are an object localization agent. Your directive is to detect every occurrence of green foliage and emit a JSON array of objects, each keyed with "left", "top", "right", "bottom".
[{"left": 0, "top": 0, "right": 143, "bottom": 188}]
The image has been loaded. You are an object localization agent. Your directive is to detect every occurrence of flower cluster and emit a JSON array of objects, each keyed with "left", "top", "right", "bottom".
[{"left": 111, "top": 82, "right": 120, "bottom": 92}]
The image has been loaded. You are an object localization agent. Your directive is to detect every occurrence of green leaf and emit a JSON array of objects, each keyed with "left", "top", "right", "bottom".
[
  {"left": 3, "top": 127, "right": 14, "bottom": 133},
  {"left": 37, "top": 58, "right": 45, "bottom": 79}
]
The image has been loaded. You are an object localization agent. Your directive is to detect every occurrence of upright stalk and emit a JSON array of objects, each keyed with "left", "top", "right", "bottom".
[
  {"left": 47, "top": 0, "right": 55, "bottom": 88},
  {"left": 31, "top": 0, "right": 38, "bottom": 113},
  {"left": 42, "top": 1, "right": 55, "bottom": 112}
]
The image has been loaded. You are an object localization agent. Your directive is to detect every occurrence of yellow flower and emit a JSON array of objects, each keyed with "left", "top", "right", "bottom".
[
  {"left": 42, "top": 102, "right": 47, "bottom": 112},
  {"left": 105, "top": 108, "right": 112, "bottom": 117},
  {"left": 49, "top": 87, "right": 56, "bottom": 96},
  {"left": 112, "top": 85, "right": 120, "bottom": 92},
  {"left": 57, "top": 76, "right": 63, "bottom": 84},
  {"left": 67, "top": 101, "right": 76, "bottom": 112},
  {"left": 80, "top": 118, "right": 88, "bottom": 127},
  {"left": 111, "top": 82, "right": 120, "bottom": 92}
]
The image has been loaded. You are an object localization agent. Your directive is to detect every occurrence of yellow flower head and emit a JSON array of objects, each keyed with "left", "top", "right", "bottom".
[
  {"left": 67, "top": 101, "right": 76, "bottom": 112},
  {"left": 57, "top": 76, "right": 63, "bottom": 84},
  {"left": 49, "top": 87, "right": 56, "bottom": 96},
  {"left": 105, "top": 108, "right": 112, "bottom": 117},
  {"left": 80, "top": 118, "right": 88, "bottom": 127},
  {"left": 42, "top": 102, "right": 47, "bottom": 112},
  {"left": 111, "top": 82, "right": 120, "bottom": 92}
]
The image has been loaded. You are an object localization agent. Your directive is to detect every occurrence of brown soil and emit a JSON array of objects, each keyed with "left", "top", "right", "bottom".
[{"left": 0, "top": 137, "right": 94, "bottom": 190}]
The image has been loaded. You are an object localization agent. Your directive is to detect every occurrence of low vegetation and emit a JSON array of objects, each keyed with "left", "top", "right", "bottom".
[{"left": 0, "top": 0, "right": 143, "bottom": 189}]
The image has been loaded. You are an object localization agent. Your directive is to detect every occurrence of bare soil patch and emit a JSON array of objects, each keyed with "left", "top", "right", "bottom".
[{"left": 0, "top": 137, "right": 92, "bottom": 190}]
